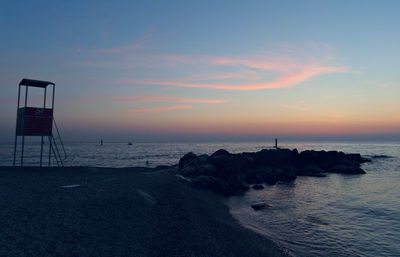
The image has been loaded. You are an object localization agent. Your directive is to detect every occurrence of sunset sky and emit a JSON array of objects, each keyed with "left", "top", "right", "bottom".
[{"left": 1, "top": 0, "right": 399, "bottom": 141}]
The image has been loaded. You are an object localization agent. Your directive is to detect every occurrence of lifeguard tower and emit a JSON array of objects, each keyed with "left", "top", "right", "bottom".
[{"left": 13, "top": 79, "right": 66, "bottom": 167}]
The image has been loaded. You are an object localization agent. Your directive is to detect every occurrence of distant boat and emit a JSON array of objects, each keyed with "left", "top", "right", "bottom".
[{"left": 128, "top": 142, "right": 133, "bottom": 145}]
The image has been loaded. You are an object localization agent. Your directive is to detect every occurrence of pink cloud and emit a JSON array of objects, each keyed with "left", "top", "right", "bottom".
[
  {"left": 101, "top": 95, "right": 169, "bottom": 103},
  {"left": 210, "top": 56, "right": 301, "bottom": 71},
  {"left": 174, "top": 98, "right": 229, "bottom": 104},
  {"left": 91, "top": 95, "right": 230, "bottom": 104},
  {"left": 175, "top": 70, "right": 261, "bottom": 82},
  {"left": 120, "top": 65, "right": 347, "bottom": 91},
  {"left": 130, "top": 105, "right": 192, "bottom": 113},
  {"left": 118, "top": 43, "right": 347, "bottom": 91},
  {"left": 77, "top": 41, "right": 347, "bottom": 91}
]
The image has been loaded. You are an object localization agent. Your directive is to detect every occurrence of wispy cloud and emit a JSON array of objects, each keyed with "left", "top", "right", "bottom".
[
  {"left": 89, "top": 95, "right": 230, "bottom": 104},
  {"left": 365, "top": 80, "right": 392, "bottom": 88},
  {"left": 129, "top": 105, "right": 192, "bottom": 113},
  {"left": 332, "top": 114, "right": 344, "bottom": 119},
  {"left": 121, "top": 65, "right": 346, "bottom": 91},
  {"left": 74, "top": 28, "right": 154, "bottom": 55},
  {"left": 76, "top": 40, "right": 347, "bottom": 91},
  {"left": 280, "top": 104, "right": 309, "bottom": 111},
  {"left": 174, "top": 98, "right": 229, "bottom": 104},
  {"left": 175, "top": 70, "right": 261, "bottom": 82},
  {"left": 119, "top": 44, "right": 347, "bottom": 91}
]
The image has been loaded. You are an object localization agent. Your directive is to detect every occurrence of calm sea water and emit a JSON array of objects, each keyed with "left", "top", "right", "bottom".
[{"left": 1, "top": 140, "right": 400, "bottom": 257}]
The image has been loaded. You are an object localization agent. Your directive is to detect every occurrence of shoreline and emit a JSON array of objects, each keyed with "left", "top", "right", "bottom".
[{"left": 0, "top": 166, "right": 288, "bottom": 257}]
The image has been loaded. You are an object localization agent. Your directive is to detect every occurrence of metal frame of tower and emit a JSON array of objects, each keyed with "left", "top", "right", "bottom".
[{"left": 13, "top": 78, "right": 61, "bottom": 167}]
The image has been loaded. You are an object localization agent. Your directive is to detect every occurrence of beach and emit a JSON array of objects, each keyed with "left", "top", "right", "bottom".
[{"left": 0, "top": 166, "right": 288, "bottom": 257}]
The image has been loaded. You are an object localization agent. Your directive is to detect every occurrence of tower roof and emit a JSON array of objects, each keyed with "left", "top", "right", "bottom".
[{"left": 19, "top": 78, "right": 55, "bottom": 88}]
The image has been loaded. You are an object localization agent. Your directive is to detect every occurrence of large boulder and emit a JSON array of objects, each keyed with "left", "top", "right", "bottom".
[
  {"left": 326, "top": 160, "right": 366, "bottom": 174},
  {"left": 207, "top": 150, "right": 248, "bottom": 179},
  {"left": 179, "top": 152, "right": 216, "bottom": 177},
  {"left": 298, "top": 165, "right": 325, "bottom": 176},
  {"left": 346, "top": 153, "right": 370, "bottom": 163},
  {"left": 299, "top": 150, "right": 369, "bottom": 171},
  {"left": 179, "top": 152, "right": 198, "bottom": 169},
  {"left": 181, "top": 164, "right": 202, "bottom": 177},
  {"left": 210, "top": 149, "right": 230, "bottom": 157},
  {"left": 275, "top": 167, "right": 297, "bottom": 182}
]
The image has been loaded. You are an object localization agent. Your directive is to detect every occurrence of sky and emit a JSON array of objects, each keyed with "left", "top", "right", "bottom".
[{"left": 0, "top": 0, "right": 399, "bottom": 142}]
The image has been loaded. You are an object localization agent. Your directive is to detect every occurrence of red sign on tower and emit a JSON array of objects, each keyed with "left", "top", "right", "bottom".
[{"left": 16, "top": 107, "right": 53, "bottom": 136}]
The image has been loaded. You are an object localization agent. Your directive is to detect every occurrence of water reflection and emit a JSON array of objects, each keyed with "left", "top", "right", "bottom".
[{"left": 228, "top": 143, "right": 400, "bottom": 257}]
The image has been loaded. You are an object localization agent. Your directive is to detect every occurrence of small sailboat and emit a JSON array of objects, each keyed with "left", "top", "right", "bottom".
[{"left": 128, "top": 142, "right": 133, "bottom": 145}]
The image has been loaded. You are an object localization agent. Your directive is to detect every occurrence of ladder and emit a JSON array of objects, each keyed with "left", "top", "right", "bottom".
[{"left": 48, "top": 118, "right": 67, "bottom": 167}]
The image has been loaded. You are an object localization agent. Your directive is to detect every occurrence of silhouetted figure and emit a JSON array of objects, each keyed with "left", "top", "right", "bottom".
[
  {"left": 275, "top": 138, "right": 278, "bottom": 149},
  {"left": 146, "top": 160, "right": 149, "bottom": 166},
  {"left": 100, "top": 139, "right": 103, "bottom": 146}
]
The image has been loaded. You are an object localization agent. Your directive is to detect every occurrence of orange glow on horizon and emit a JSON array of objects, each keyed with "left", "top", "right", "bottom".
[{"left": 64, "top": 112, "right": 400, "bottom": 136}]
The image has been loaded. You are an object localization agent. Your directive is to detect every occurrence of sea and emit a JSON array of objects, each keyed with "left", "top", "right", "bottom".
[{"left": 1, "top": 140, "right": 400, "bottom": 257}]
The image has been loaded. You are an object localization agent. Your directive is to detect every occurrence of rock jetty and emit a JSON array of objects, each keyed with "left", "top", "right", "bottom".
[{"left": 178, "top": 148, "right": 370, "bottom": 196}]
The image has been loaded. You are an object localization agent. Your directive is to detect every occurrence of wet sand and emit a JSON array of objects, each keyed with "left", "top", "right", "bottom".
[{"left": 0, "top": 166, "right": 288, "bottom": 257}]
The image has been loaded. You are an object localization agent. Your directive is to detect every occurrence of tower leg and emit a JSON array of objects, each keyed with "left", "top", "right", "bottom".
[
  {"left": 48, "top": 136, "right": 52, "bottom": 167},
  {"left": 21, "top": 135, "right": 25, "bottom": 166},
  {"left": 13, "top": 135, "right": 18, "bottom": 166},
  {"left": 40, "top": 136, "right": 44, "bottom": 167}
]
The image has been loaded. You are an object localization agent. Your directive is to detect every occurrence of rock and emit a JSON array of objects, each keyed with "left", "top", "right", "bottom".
[
  {"left": 198, "top": 163, "right": 217, "bottom": 176},
  {"left": 181, "top": 164, "right": 202, "bottom": 177},
  {"left": 191, "top": 175, "right": 248, "bottom": 196},
  {"left": 298, "top": 165, "right": 325, "bottom": 176},
  {"left": 178, "top": 148, "right": 367, "bottom": 196},
  {"left": 179, "top": 152, "right": 198, "bottom": 169},
  {"left": 276, "top": 167, "right": 297, "bottom": 182},
  {"left": 253, "top": 148, "right": 299, "bottom": 167},
  {"left": 197, "top": 154, "right": 210, "bottom": 162},
  {"left": 179, "top": 153, "right": 216, "bottom": 177},
  {"left": 191, "top": 176, "right": 228, "bottom": 195},
  {"left": 211, "top": 149, "right": 230, "bottom": 157},
  {"left": 154, "top": 165, "right": 171, "bottom": 170},
  {"left": 226, "top": 176, "right": 250, "bottom": 193},
  {"left": 245, "top": 167, "right": 272, "bottom": 184},
  {"left": 327, "top": 164, "right": 365, "bottom": 174},
  {"left": 252, "top": 184, "right": 264, "bottom": 190},
  {"left": 207, "top": 152, "right": 247, "bottom": 179},
  {"left": 263, "top": 173, "right": 278, "bottom": 185},
  {"left": 251, "top": 203, "right": 270, "bottom": 211},
  {"left": 346, "top": 153, "right": 370, "bottom": 163}
]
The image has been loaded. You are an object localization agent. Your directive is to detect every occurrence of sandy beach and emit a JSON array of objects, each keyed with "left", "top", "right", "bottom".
[{"left": 0, "top": 166, "right": 288, "bottom": 257}]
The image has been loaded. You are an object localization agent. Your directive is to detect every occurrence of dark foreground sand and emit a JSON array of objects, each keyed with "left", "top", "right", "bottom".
[{"left": 0, "top": 166, "right": 288, "bottom": 257}]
